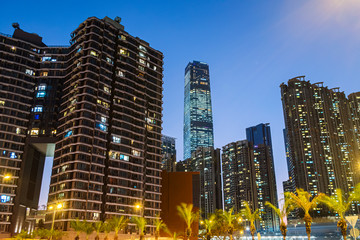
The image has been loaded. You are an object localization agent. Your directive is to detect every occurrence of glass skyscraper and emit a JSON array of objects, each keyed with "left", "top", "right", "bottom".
[{"left": 183, "top": 61, "right": 214, "bottom": 160}]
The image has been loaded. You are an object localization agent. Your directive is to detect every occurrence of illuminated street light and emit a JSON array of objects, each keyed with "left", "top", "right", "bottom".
[
  {"left": 48, "top": 203, "right": 64, "bottom": 240},
  {"left": 200, "top": 220, "right": 204, "bottom": 225},
  {"left": 3, "top": 174, "right": 11, "bottom": 180}
]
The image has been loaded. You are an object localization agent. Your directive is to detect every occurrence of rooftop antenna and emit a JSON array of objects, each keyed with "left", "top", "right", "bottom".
[
  {"left": 12, "top": 23, "right": 20, "bottom": 29},
  {"left": 114, "top": 17, "right": 121, "bottom": 24}
]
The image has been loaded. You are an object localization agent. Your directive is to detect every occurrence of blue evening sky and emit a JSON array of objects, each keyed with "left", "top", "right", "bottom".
[{"left": 1, "top": 0, "right": 360, "bottom": 206}]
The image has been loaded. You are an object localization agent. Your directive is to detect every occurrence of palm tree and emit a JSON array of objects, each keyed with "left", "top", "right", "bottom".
[
  {"left": 82, "top": 221, "right": 94, "bottom": 240},
  {"left": 241, "top": 201, "right": 260, "bottom": 240},
  {"left": 285, "top": 188, "right": 324, "bottom": 240},
  {"left": 110, "top": 216, "right": 128, "bottom": 240},
  {"left": 218, "top": 208, "right": 241, "bottom": 240},
  {"left": 94, "top": 221, "right": 104, "bottom": 240},
  {"left": 132, "top": 216, "right": 147, "bottom": 240},
  {"left": 318, "top": 186, "right": 360, "bottom": 240},
  {"left": 201, "top": 214, "right": 217, "bottom": 240},
  {"left": 103, "top": 220, "right": 112, "bottom": 240},
  {"left": 71, "top": 219, "right": 85, "bottom": 240},
  {"left": 177, "top": 203, "right": 199, "bottom": 240},
  {"left": 266, "top": 195, "right": 294, "bottom": 240},
  {"left": 154, "top": 217, "right": 168, "bottom": 240}
]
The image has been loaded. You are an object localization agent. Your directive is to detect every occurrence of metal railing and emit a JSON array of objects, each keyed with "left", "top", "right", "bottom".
[{"left": 0, "top": 32, "right": 12, "bottom": 38}]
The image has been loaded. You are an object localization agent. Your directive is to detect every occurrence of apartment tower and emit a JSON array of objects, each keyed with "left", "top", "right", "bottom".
[{"left": 281, "top": 76, "right": 359, "bottom": 216}]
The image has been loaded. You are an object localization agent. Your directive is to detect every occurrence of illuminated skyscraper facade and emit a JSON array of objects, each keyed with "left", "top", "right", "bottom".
[
  {"left": 0, "top": 16, "right": 164, "bottom": 234},
  {"left": 281, "top": 76, "right": 359, "bottom": 216},
  {"left": 0, "top": 27, "right": 66, "bottom": 233},
  {"left": 183, "top": 61, "right": 214, "bottom": 160},
  {"left": 349, "top": 92, "right": 360, "bottom": 153},
  {"left": 222, "top": 124, "right": 278, "bottom": 232},
  {"left": 178, "top": 147, "right": 222, "bottom": 219}
]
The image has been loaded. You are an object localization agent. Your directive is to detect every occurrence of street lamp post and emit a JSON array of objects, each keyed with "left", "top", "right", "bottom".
[{"left": 48, "top": 203, "right": 63, "bottom": 240}]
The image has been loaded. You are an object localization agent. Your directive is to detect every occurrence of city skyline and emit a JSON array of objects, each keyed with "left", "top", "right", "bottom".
[{"left": 1, "top": 0, "right": 360, "bottom": 206}]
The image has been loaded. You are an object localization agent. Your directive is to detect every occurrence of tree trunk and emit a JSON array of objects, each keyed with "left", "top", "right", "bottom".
[
  {"left": 139, "top": 233, "right": 145, "bottom": 240},
  {"left": 304, "top": 214, "right": 312, "bottom": 240},
  {"left": 155, "top": 232, "right": 159, "bottom": 240},
  {"left": 251, "top": 224, "right": 256, "bottom": 240},
  {"left": 114, "top": 234, "right": 118, "bottom": 240},
  {"left": 280, "top": 223, "right": 287, "bottom": 240},
  {"left": 337, "top": 218, "right": 347, "bottom": 240}
]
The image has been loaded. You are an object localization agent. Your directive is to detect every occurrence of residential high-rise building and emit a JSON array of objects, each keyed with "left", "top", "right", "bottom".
[
  {"left": 161, "top": 135, "right": 176, "bottom": 172},
  {"left": 246, "top": 123, "right": 278, "bottom": 232},
  {"left": 183, "top": 61, "right": 214, "bottom": 160},
  {"left": 349, "top": 92, "right": 360, "bottom": 153},
  {"left": 281, "top": 76, "right": 359, "bottom": 216},
  {"left": 222, "top": 124, "right": 278, "bottom": 232},
  {"left": 177, "top": 147, "right": 222, "bottom": 219},
  {"left": 0, "top": 16, "right": 164, "bottom": 234},
  {"left": 0, "top": 27, "right": 66, "bottom": 234}
]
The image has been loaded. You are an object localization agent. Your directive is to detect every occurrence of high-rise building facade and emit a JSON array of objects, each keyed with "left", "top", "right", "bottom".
[
  {"left": 161, "top": 135, "right": 176, "bottom": 172},
  {"left": 0, "top": 27, "right": 66, "bottom": 233},
  {"left": 349, "top": 92, "right": 360, "bottom": 153},
  {"left": 246, "top": 124, "right": 278, "bottom": 232},
  {"left": 183, "top": 61, "right": 214, "bottom": 160},
  {"left": 177, "top": 147, "right": 222, "bottom": 219},
  {"left": 48, "top": 17, "right": 164, "bottom": 231},
  {"left": 281, "top": 76, "right": 359, "bottom": 216},
  {"left": 222, "top": 124, "right": 278, "bottom": 232},
  {"left": 0, "top": 16, "right": 164, "bottom": 234}
]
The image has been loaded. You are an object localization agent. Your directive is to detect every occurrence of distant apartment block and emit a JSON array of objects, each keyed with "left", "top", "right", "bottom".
[{"left": 161, "top": 135, "right": 176, "bottom": 172}]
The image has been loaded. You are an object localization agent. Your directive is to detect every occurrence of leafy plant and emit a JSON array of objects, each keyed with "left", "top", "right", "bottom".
[
  {"left": 265, "top": 195, "right": 294, "bottom": 240},
  {"left": 109, "top": 216, "right": 129, "bottom": 240},
  {"left": 177, "top": 203, "right": 199, "bottom": 240},
  {"left": 154, "top": 217, "right": 168, "bottom": 240},
  {"left": 70, "top": 219, "right": 85, "bottom": 240},
  {"left": 285, "top": 188, "right": 324, "bottom": 240},
  {"left": 318, "top": 185, "right": 360, "bottom": 240},
  {"left": 132, "top": 216, "right": 147, "bottom": 240},
  {"left": 241, "top": 201, "right": 260, "bottom": 240}
]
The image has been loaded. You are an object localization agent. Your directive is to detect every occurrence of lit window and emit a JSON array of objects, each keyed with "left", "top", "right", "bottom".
[
  {"left": 0, "top": 195, "right": 10, "bottom": 203},
  {"left": 51, "top": 58, "right": 57, "bottom": 62},
  {"left": 10, "top": 152, "right": 17, "bottom": 159},
  {"left": 120, "top": 35, "right": 126, "bottom": 40},
  {"left": 36, "top": 91, "right": 46, "bottom": 98},
  {"left": 96, "top": 123, "right": 107, "bottom": 132},
  {"left": 132, "top": 149, "right": 141, "bottom": 157},
  {"left": 112, "top": 136, "right": 121, "bottom": 143},
  {"left": 90, "top": 51, "right": 98, "bottom": 57},
  {"left": 11, "top": 46, "right": 16, "bottom": 51},
  {"left": 76, "top": 61, "right": 81, "bottom": 67},
  {"left": 153, "top": 66, "right": 157, "bottom": 71},
  {"left": 106, "top": 57, "right": 113, "bottom": 64},
  {"left": 25, "top": 69, "right": 34, "bottom": 76},
  {"left": 76, "top": 46, "right": 82, "bottom": 53},
  {"left": 33, "top": 106, "right": 43, "bottom": 112},
  {"left": 117, "top": 70, "right": 124, "bottom": 77},
  {"left": 40, "top": 72, "right": 48, "bottom": 77},
  {"left": 139, "top": 59, "right": 146, "bottom": 65},
  {"left": 34, "top": 114, "right": 40, "bottom": 120},
  {"left": 119, "top": 49, "right": 128, "bottom": 55},
  {"left": 0, "top": 100, "right": 5, "bottom": 106},
  {"left": 139, "top": 45, "right": 147, "bottom": 52},
  {"left": 104, "top": 86, "right": 110, "bottom": 94},
  {"left": 139, "top": 52, "right": 146, "bottom": 58},
  {"left": 138, "top": 65, "right": 145, "bottom": 71},
  {"left": 30, "top": 129, "right": 39, "bottom": 136},
  {"left": 41, "top": 56, "right": 52, "bottom": 62},
  {"left": 101, "top": 116, "right": 107, "bottom": 123},
  {"left": 51, "top": 130, "right": 57, "bottom": 135},
  {"left": 64, "top": 130, "right": 73, "bottom": 138},
  {"left": 16, "top": 128, "right": 21, "bottom": 134}
]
